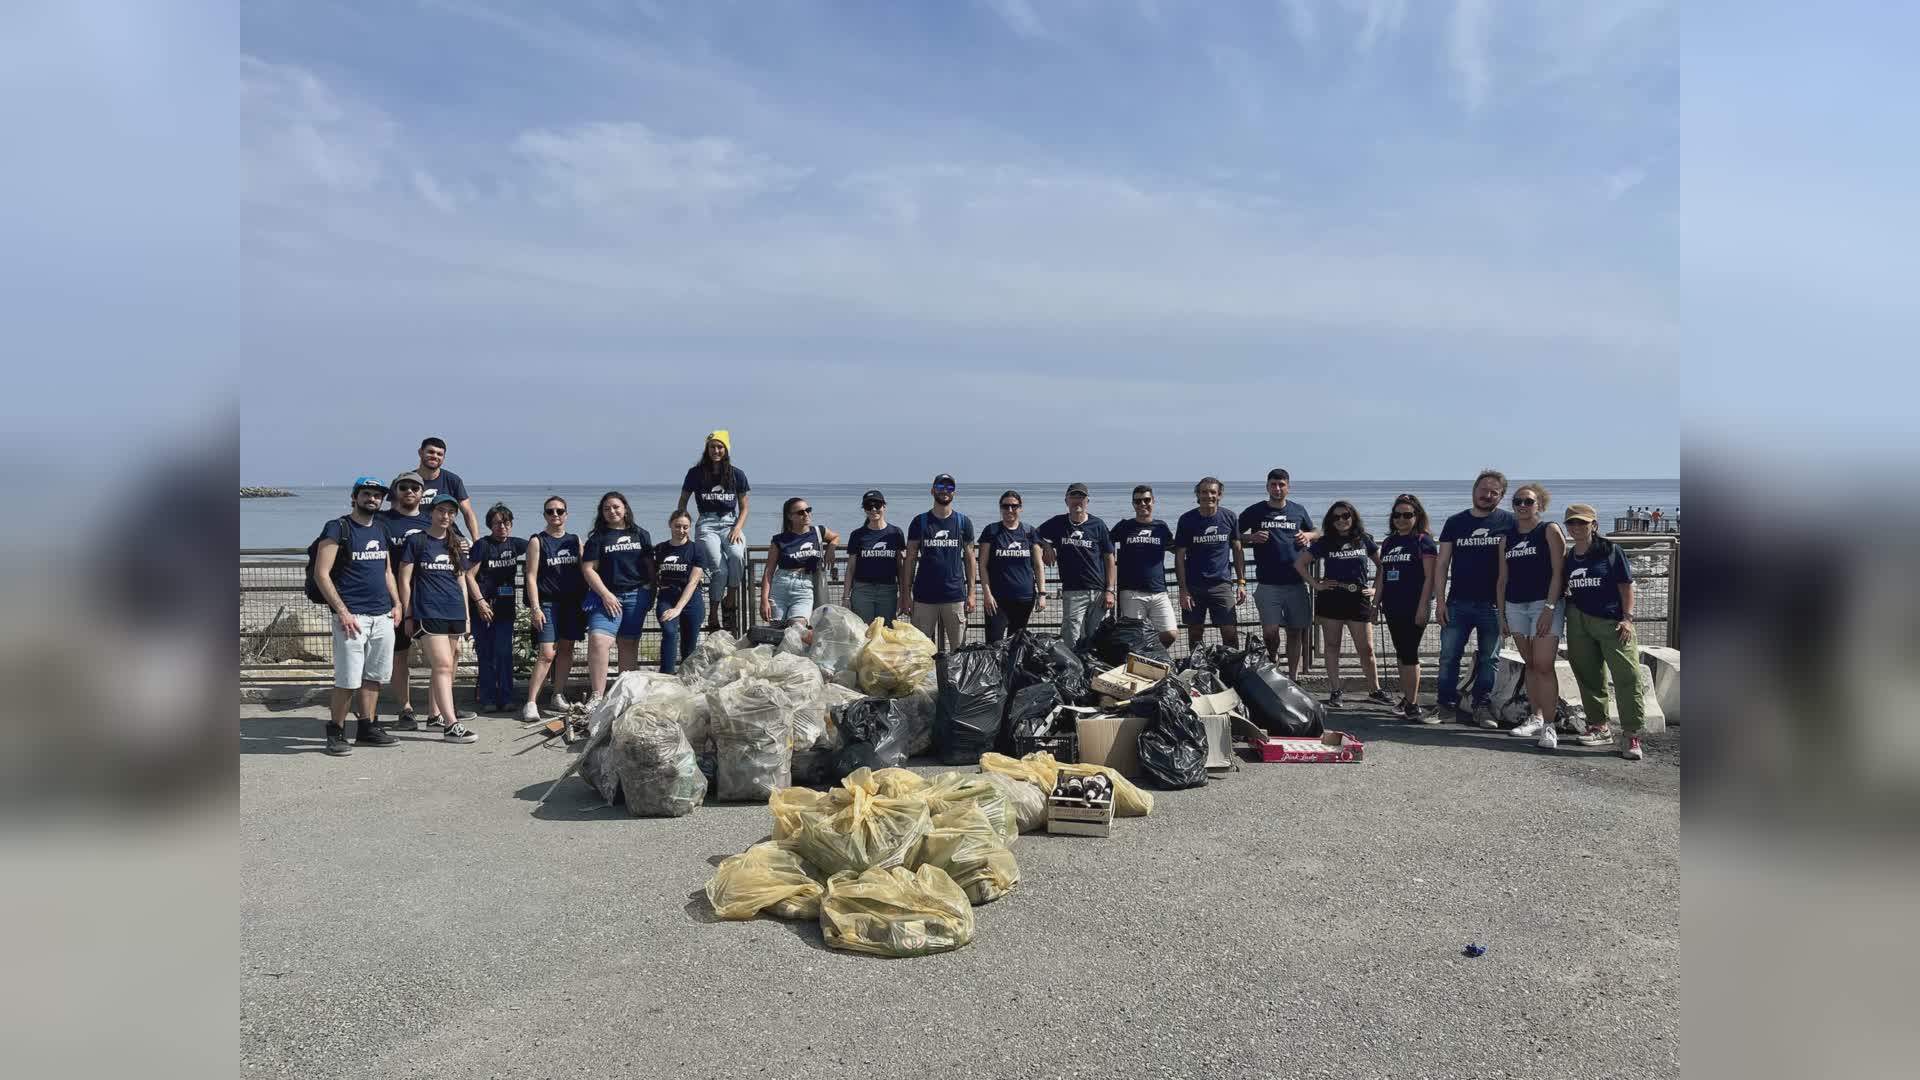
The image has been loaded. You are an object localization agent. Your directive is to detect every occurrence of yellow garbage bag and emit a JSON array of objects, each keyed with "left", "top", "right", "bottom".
[
  {"left": 839, "top": 765, "right": 929, "bottom": 801},
  {"left": 913, "top": 805, "right": 1020, "bottom": 905},
  {"left": 781, "top": 784, "right": 932, "bottom": 876},
  {"left": 705, "top": 842, "right": 826, "bottom": 921},
  {"left": 977, "top": 752, "right": 1154, "bottom": 817},
  {"left": 819, "top": 865, "right": 975, "bottom": 958},
  {"left": 978, "top": 750, "right": 1059, "bottom": 793},
  {"left": 770, "top": 786, "right": 835, "bottom": 843},
  {"left": 922, "top": 771, "right": 1018, "bottom": 845},
  {"left": 856, "top": 619, "right": 937, "bottom": 697},
  {"left": 1058, "top": 761, "right": 1155, "bottom": 817}
]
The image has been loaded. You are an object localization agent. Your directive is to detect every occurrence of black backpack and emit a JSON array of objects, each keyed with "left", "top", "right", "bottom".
[{"left": 304, "top": 515, "right": 361, "bottom": 606}]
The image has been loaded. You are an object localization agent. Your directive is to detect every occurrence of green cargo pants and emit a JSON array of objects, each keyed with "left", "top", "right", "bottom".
[{"left": 1564, "top": 606, "right": 1646, "bottom": 733}]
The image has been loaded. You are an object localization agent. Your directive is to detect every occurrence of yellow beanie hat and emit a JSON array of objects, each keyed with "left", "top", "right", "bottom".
[{"left": 706, "top": 429, "right": 731, "bottom": 451}]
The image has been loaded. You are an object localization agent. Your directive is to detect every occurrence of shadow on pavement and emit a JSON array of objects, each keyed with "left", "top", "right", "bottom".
[
  {"left": 511, "top": 777, "right": 632, "bottom": 821},
  {"left": 239, "top": 714, "right": 334, "bottom": 755}
]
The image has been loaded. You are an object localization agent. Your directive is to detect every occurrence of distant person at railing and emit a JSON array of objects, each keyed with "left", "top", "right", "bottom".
[
  {"left": 654, "top": 510, "right": 707, "bottom": 674},
  {"left": 1561, "top": 503, "right": 1647, "bottom": 761},
  {"left": 1175, "top": 477, "right": 1246, "bottom": 652},
  {"left": 311, "top": 476, "right": 401, "bottom": 757},
  {"left": 1240, "top": 468, "right": 1320, "bottom": 681},
  {"left": 581, "top": 491, "right": 654, "bottom": 708},
  {"left": 413, "top": 435, "right": 479, "bottom": 541},
  {"left": 398, "top": 493, "right": 479, "bottom": 744},
  {"left": 1375, "top": 493, "right": 1438, "bottom": 722},
  {"left": 981, "top": 489, "right": 1046, "bottom": 643},
  {"left": 761, "top": 497, "right": 836, "bottom": 629},
  {"left": 1497, "top": 483, "right": 1567, "bottom": 749},
  {"left": 903, "top": 473, "right": 978, "bottom": 652},
  {"left": 465, "top": 503, "right": 526, "bottom": 715},
  {"left": 1652, "top": 507, "right": 1664, "bottom": 529},
  {"left": 844, "top": 489, "right": 906, "bottom": 627},
  {"left": 520, "top": 496, "right": 584, "bottom": 723},
  {"left": 1036, "top": 482, "right": 1115, "bottom": 653},
  {"left": 1301, "top": 500, "right": 1386, "bottom": 708},
  {"left": 1110, "top": 486, "right": 1175, "bottom": 648},
  {"left": 1434, "top": 468, "right": 1514, "bottom": 728},
  {"left": 678, "top": 430, "right": 750, "bottom": 635}
]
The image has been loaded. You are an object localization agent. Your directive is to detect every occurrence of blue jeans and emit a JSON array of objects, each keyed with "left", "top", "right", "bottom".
[
  {"left": 472, "top": 600, "right": 516, "bottom": 707},
  {"left": 695, "top": 514, "right": 745, "bottom": 615},
  {"left": 657, "top": 591, "right": 705, "bottom": 675},
  {"left": 1436, "top": 599, "right": 1502, "bottom": 709}
]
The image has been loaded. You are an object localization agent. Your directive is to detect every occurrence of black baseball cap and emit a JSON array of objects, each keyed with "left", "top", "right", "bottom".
[
  {"left": 1065, "top": 482, "right": 1090, "bottom": 497},
  {"left": 932, "top": 473, "right": 956, "bottom": 488},
  {"left": 861, "top": 489, "right": 887, "bottom": 507}
]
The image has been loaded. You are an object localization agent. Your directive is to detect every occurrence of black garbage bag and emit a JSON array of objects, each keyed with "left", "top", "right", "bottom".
[
  {"left": 1215, "top": 647, "right": 1260, "bottom": 686},
  {"left": 832, "top": 697, "right": 909, "bottom": 775},
  {"left": 1129, "top": 680, "right": 1209, "bottom": 790},
  {"left": 1080, "top": 616, "right": 1171, "bottom": 668},
  {"left": 1002, "top": 682, "right": 1066, "bottom": 749},
  {"left": 1004, "top": 630, "right": 1092, "bottom": 706},
  {"left": 1180, "top": 644, "right": 1233, "bottom": 694},
  {"left": 934, "top": 642, "right": 1011, "bottom": 765},
  {"left": 1231, "top": 658, "right": 1326, "bottom": 737}
]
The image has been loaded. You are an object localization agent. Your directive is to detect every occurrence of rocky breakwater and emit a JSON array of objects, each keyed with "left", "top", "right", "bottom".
[{"left": 240, "top": 486, "right": 296, "bottom": 498}]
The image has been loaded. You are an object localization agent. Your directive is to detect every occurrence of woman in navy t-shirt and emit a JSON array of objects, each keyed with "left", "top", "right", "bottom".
[
  {"left": 1298, "top": 500, "right": 1385, "bottom": 708},
  {"left": 581, "top": 490, "right": 654, "bottom": 706},
  {"left": 1373, "top": 493, "right": 1438, "bottom": 721},
  {"left": 653, "top": 509, "right": 708, "bottom": 675},
  {"left": 1496, "top": 483, "right": 1568, "bottom": 746},
  {"left": 978, "top": 489, "right": 1046, "bottom": 642},
  {"left": 398, "top": 493, "right": 478, "bottom": 743},
  {"left": 676, "top": 430, "right": 750, "bottom": 633},
  {"left": 521, "top": 495, "right": 584, "bottom": 721},
  {"left": 760, "top": 496, "right": 838, "bottom": 628},
  {"left": 463, "top": 502, "right": 527, "bottom": 714},
  {"left": 842, "top": 489, "right": 906, "bottom": 627}
]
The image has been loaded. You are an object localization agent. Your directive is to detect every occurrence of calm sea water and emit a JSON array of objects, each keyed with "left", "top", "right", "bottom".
[{"left": 242, "top": 478, "right": 1681, "bottom": 550}]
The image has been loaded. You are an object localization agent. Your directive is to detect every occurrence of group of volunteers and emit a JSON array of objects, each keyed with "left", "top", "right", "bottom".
[{"left": 311, "top": 433, "right": 1651, "bottom": 763}]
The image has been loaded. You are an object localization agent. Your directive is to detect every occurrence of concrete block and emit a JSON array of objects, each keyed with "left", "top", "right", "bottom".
[{"left": 1640, "top": 646, "right": 1681, "bottom": 724}]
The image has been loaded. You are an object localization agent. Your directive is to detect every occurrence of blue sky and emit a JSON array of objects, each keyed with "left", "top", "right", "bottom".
[{"left": 240, "top": 0, "right": 1678, "bottom": 485}]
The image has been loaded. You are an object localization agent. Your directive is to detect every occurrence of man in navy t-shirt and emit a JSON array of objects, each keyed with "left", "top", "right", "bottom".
[
  {"left": 415, "top": 436, "right": 478, "bottom": 541},
  {"left": 1035, "top": 482, "right": 1116, "bottom": 652},
  {"left": 1239, "top": 468, "right": 1320, "bottom": 679},
  {"left": 903, "top": 473, "right": 977, "bottom": 652},
  {"left": 1433, "top": 468, "right": 1517, "bottom": 725},
  {"left": 1110, "top": 485, "right": 1177, "bottom": 647},
  {"left": 312, "top": 476, "right": 402, "bottom": 756},
  {"left": 1174, "top": 477, "right": 1247, "bottom": 650}
]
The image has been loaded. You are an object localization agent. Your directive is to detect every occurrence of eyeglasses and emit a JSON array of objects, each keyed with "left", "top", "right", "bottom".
[
  {"left": 543, "top": 508, "right": 566, "bottom": 517},
  {"left": 1513, "top": 497, "right": 1537, "bottom": 507},
  {"left": 1391, "top": 511, "right": 1415, "bottom": 520},
  {"left": 1000, "top": 503, "right": 1021, "bottom": 511}
]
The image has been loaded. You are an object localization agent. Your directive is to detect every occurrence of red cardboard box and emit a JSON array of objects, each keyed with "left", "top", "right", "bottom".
[{"left": 1243, "top": 729, "right": 1365, "bottom": 763}]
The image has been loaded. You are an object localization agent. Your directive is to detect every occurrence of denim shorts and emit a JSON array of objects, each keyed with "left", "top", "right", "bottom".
[
  {"left": 1504, "top": 599, "right": 1565, "bottom": 639},
  {"left": 1183, "top": 581, "right": 1238, "bottom": 627},
  {"left": 586, "top": 588, "right": 651, "bottom": 639},
  {"left": 1254, "top": 582, "right": 1312, "bottom": 629},
  {"left": 332, "top": 611, "right": 395, "bottom": 689},
  {"left": 534, "top": 598, "right": 587, "bottom": 644},
  {"left": 768, "top": 570, "right": 815, "bottom": 623}
]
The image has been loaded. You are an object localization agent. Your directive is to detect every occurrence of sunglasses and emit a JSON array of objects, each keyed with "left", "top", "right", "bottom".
[
  {"left": 1391, "top": 511, "right": 1415, "bottom": 520},
  {"left": 1000, "top": 503, "right": 1021, "bottom": 511},
  {"left": 1513, "top": 497, "right": 1537, "bottom": 507},
  {"left": 395, "top": 485, "right": 421, "bottom": 495},
  {"left": 933, "top": 485, "right": 955, "bottom": 493},
  {"left": 863, "top": 502, "right": 885, "bottom": 511},
  {"left": 793, "top": 507, "right": 813, "bottom": 515},
  {"left": 1133, "top": 497, "right": 1153, "bottom": 505},
  {"left": 1333, "top": 513, "right": 1353, "bottom": 521},
  {"left": 543, "top": 507, "right": 567, "bottom": 516}
]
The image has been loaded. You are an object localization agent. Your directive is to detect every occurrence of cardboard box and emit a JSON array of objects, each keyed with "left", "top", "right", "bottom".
[
  {"left": 1199, "top": 714, "right": 1237, "bottom": 774},
  {"left": 1046, "top": 793, "right": 1116, "bottom": 837},
  {"left": 1242, "top": 729, "right": 1366, "bottom": 763},
  {"left": 1075, "top": 713, "right": 1149, "bottom": 778},
  {"left": 1090, "top": 653, "right": 1173, "bottom": 704}
]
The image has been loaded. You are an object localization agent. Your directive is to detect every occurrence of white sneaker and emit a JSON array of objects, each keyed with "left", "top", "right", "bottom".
[
  {"left": 1536, "top": 726, "right": 1558, "bottom": 750},
  {"left": 1621, "top": 734, "right": 1644, "bottom": 761},
  {"left": 1511, "top": 716, "right": 1546, "bottom": 739},
  {"left": 553, "top": 693, "right": 574, "bottom": 711},
  {"left": 519, "top": 701, "right": 541, "bottom": 723},
  {"left": 1575, "top": 724, "right": 1614, "bottom": 747},
  {"left": 585, "top": 694, "right": 603, "bottom": 712}
]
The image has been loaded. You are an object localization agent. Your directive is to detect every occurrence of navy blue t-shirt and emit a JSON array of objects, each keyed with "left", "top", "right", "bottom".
[
  {"left": 321, "top": 516, "right": 394, "bottom": 615},
  {"left": 403, "top": 531, "right": 468, "bottom": 622},
  {"left": 980, "top": 522, "right": 1040, "bottom": 601},
  {"left": 1377, "top": 532, "right": 1437, "bottom": 616},
  {"left": 908, "top": 511, "right": 975, "bottom": 604},
  {"left": 1239, "top": 500, "right": 1314, "bottom": 586},
  {"left": 682, "top": 466, "right": 750, "bottom": 517},
  {"left": 1310, "top": 533, "right": 1379, "bottom": 584},
  {"left": 653, "top": 540, "right": 702, "bottom": 596},
  {"left": 1175, "top": 508, "right": 1240, "bottom": 588},
  {"left": 1036, "top": 514, "right": 1114, "bottom": 593},
  {"left": 380, "top": 507, "right": 431, "bottom": 567},
  {"left": 530, "top": 532, "right": 584, "bottom": 602},
  {"left": 584, "top": 526, "right": 655, "bottom": 593},
  {"left": 1439, "top": 508, "right": 1516, "bottom": 603},
  {"left": 1564, "top": 543, "right": 1634, "bottom": 620},
  {"left": 847, "top": 524, "right": 906, "bottom": 584},
  {"left": 1502, "top": 521, "right": 1558, "bottom": 603},
  {"left": 416, "top": 469, "right": 467, "bottom": 513},
  {"left": 774, "top": 528, "right": 826, "bottom": 572},
  {"left": 468, "top": 535, "right": 527, "bottom": 602},
  {"left": 1110, "top": 519, "right": 1174, "bottom": 593}
]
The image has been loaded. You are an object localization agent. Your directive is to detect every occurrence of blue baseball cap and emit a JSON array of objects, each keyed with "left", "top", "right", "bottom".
[{"left": 351, "top": 475, "right": 388, "bottom": 495}]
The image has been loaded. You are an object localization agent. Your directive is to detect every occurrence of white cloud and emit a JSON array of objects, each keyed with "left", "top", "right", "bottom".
[
  {"left": 410, "top": 169, "right": 458, "bottom": 214},
  {"left": 242, "top": 57, "right": 394, "bottom": 203},
  {"left": 983, "top": 0, "right": 1048, "bottom": 39},
  {"left": 1342, "top": 0, "right": 1407, "bottom": 52},
  {"left": 509, "top": 122, "right": 810, "bottom": 212},
  {"left": 1281, "top": 0, "right": 1318, "bottom": 45},
  {"left": 1604, "top": 166, "right": 1648, "bottom": 200},
  {"left": 1448, "top": 0, "right": 1492, "bottom": 111}
]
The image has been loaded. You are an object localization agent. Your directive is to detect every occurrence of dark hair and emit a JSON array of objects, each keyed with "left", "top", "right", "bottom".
[
  {"left": 485, "top": 502, "right": 513, "bottom": 528},
  {"left": 1001, "top": 490, "right": 1023, "bottom": 507},
  {"left": 1266, "top": 468, "right": 1291, "bottom": 483},
  {"left": 1194, "top": 476, "right": 1222, "bottom": 497},
  {"left": 668, "top": 508, "right": 692, "bottom": 526},
  {"left": 592, "top": 491, "right": 635, "bottom": 537},
  {"left": 782, "top": 496, "right": 810, "bottom": 529},
  {"left": 420, "top": 437, "right": 446, "bottom": 451},
  {"left": 543, "top": 494, "right": 567, "bottom": 512},
  {"left": 693, "top": 437, "right": 736, "bottom": 491},
  {"left": 1131, "top": 485, "right": 1153, "bottom": 499},
  {"left": 1390, "top": 493, "right": 1430, "bottom": 536},
  {"left": 1321, "top": 500, "right": 1366, "bottom": 542}
]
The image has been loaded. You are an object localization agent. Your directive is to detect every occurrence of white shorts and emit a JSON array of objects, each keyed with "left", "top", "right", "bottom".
[
  {"left": 1117, "top": 590, "right": 1177, "bottom": 634},
  {"left": 332, "top": 612, "right": 395, "bottom": 689}
]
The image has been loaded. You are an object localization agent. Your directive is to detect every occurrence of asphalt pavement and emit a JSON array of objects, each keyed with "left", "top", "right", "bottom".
[{"left": 241, "top": 700, "right": 1679, "bottom": 1079}]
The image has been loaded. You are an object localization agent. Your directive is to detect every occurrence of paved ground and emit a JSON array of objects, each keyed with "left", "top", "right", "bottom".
[{"left": 241, "top": 700, "right": 1679, "bottom": 1080}]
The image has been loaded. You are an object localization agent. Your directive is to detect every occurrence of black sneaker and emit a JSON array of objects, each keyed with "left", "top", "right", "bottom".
[
  {"left": 1327, "top": 688, "right": 1345, "bottom": 707},
  {"left": 428, "top": 710, "right": 478, "bottom": 725},
  {"left": 355, "top": 718, "right": 398, "bottom": 747},
  {"left": 1366, "top": 688, "right": 1395, "bottom": 706},
  {"left": 441, "top": 721, "right": 479, "bottom": 744},
  {"left": 383, "top": 711, "right": 421, "bottom": 732},
  {"left": 324, "top": 723, "right": 352, "bottom": 756}
]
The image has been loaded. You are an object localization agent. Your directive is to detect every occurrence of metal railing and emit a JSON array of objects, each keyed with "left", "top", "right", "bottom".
[{"left": 240, "top": 536, "right": 1677, "bottom": 677}]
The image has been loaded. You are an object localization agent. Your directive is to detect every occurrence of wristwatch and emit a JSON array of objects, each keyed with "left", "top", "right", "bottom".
[{"left": 1543, "top": 602, "right": 1556, "bottom": 610}]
